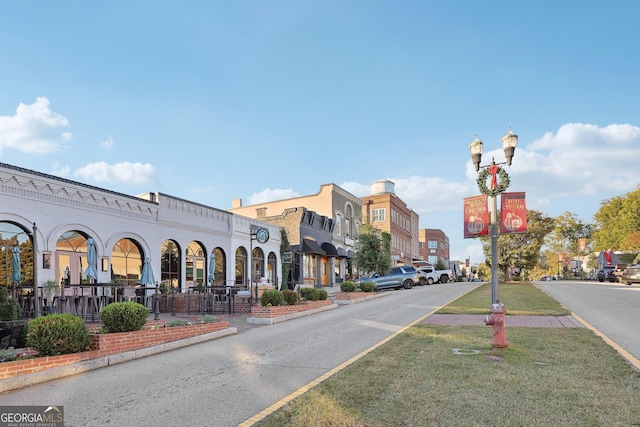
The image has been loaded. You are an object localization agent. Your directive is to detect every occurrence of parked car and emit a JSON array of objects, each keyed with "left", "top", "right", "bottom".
[
  {"left": 622, "top": 265, "right": 640, "bottom": 286},
  {"left": 357, "top": 266, "right": 416, "bottom": 291},
  {"left": 539, "top": 276, "right": 557, "bottom": 281},
  {"left": 597, "top": 266, "right": 617, "bottom": 282}
]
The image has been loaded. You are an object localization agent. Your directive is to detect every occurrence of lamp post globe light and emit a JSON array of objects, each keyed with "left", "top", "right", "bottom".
[{"left": 469, "top": 128, "right": 518, "bottom": 305}]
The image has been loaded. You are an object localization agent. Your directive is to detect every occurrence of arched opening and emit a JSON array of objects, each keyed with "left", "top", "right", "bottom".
[
  {"left": 0, "top": 222, "right": 33, "bottom": 298},
  {"left": 252, "top": 247, "right": 264, "bottom": 284},
  {"left": 111, "top": 238, "right": 143, "bottom": 287},
  {"left": 56, "top": 231, "right": 91, "bottom": 286},
  {"left": 267, "top": 252, "right": 277, "bottom": 286},
  {"left": 186, "top": 241, "right": 205, "bottom": 288},
  {"left": 235, "top": 247, "right": 247, "bottom": 286},
  {"left": 161, "top": 240, "right": 181, "bottom": 291},
  {"left": 210, "top": 247, "right": 226, "bottom": 286}
]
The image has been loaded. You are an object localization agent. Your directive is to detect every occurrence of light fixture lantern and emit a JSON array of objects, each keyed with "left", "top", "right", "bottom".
[
  {"left": 469, "top": 135, "right": 483, "bottom": 171},
  {"left": 501, "top": 127, "right": 518, "bottom": 166}
]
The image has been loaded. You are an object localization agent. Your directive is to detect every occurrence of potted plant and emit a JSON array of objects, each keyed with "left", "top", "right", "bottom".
[{"left": 42, "top": 279, "right": 60, "bottom": 315}]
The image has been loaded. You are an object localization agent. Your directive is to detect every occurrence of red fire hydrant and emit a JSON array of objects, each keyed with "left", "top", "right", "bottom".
[{"left": 485, "top": 302, "right": 509, "bottom": 349}]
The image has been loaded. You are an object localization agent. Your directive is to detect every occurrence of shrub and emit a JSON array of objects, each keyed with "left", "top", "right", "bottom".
[
  {"left": 200, "top": 315, "right": 217, "bottom": 323},
  {"left": 166, "top": 319, "right": 189, "bottom": 327},
  {"left": 261, "top": 289, "right": 284, "bottom": 306},
  {"left": 300, "top": 287, "right": 319, "bottom": 301},
  {"left": 282, "top": 289, "right": 298, "bottom": 305},
  {"left": 0, "top": 287, "right": 21, "bottom": 321},
  {"left": 26, "top": 314, "right": 91, "bottom": 356},
  {"left": 99, "top": 302, "right": 149, "bottom": 333},
  {"left": 359, "top": 281, "right": 375, "bottom": 292},
  {"left": 340, "top": 281, "right": 356, "bottom": 292},
  {"left": 317, "top": 289, "right": 328, "bottom": 300},
  {"left": 0, "top": 349, "right": 16, "bottom": 362}
]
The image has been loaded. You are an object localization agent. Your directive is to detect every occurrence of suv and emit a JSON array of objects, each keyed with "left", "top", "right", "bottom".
[
  {"left": 358, "top": 266, "right": 416, "bottom": 291},
  {"left": 597, "top": 266, "right": 617, "bottom": 282}
]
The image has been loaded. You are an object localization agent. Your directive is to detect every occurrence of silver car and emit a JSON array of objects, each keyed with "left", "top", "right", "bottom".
[{"left": 622, "top": 265, "right": 640, "bottom": 286}]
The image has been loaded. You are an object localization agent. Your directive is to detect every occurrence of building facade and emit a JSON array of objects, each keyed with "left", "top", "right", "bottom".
[
  {"left": 418, "top": 228, "right": 450, "bottom": 267},
  {"left": 229, "top": 183, "right": 362, "bottom": 286},
  {"left": 360, "top": 179, "right": 419, "bottom": 267},
  {"left": 0, "top": 162, "right": 281, "bottom": 313}
]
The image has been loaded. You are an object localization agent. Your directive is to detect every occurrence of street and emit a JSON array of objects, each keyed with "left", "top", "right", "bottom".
[
  {"left": 536, "top": 279, "right": 640, "bottom": 361},
  {"left": 0, "top": 283, "right": 479, "bottom": 427}
]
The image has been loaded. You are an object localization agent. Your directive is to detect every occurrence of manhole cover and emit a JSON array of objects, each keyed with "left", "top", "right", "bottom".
[{"left": 452, "top": 348, "right": 480, "bottom": 355}]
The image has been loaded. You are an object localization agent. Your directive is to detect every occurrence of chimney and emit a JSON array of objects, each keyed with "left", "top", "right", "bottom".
[{"left": 232, "top": 198, "right": 243, "bottom": 209}]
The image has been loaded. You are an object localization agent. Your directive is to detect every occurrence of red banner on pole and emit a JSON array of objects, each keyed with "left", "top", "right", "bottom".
[
  {"left": 500, "top": 192, "right": 527, "bottom": 234},
  {"left": 463, "top": 195, "right": 489, "bottom": 238}
]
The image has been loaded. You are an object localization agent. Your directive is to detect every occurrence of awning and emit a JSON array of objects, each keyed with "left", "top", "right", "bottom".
[
  {"left": 303, "top": 239, "right": 326, "bottom": 255},
  {"left": 321, "top": 242, "right": 338, "bottom": 256},
  {"left": 336, "top": 247, "right": 348, "bottom": 258},
  {"left": 347, "top": 250, "right": 356, "bottom": 259}
]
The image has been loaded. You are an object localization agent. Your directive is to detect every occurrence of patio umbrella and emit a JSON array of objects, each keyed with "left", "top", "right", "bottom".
[
  {"left": 207, "top": 251, "right": 216, "bottom": 285},
  {"left": 140, "top": 258, "right": 155, "bottom": 286},
  {"left": 85, "top": 238, "right": 98, "bottom": 282},
  {"left": 11, "top": 246, "right": 22, "bottom": 284}
]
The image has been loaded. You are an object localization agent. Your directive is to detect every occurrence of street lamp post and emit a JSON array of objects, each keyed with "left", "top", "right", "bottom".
[{"left": 469, "top": 128, "right": 518, "bottom": 305}]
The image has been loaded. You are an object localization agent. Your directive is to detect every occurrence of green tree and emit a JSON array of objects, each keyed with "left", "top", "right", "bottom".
[
  {"left": 279, "top": 229, "right": 291, "bottom": 291},
  {"left": 354, "top": 224, "right": 390, "bottom": 276},
  {"left": 481, "top": 209, "right": 555, "bottom": 281},
  {"left": 592, "top": 185, "right": 640, "bottom": 254}
]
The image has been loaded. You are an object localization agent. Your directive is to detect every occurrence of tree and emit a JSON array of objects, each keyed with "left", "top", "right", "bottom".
[
  {"left": 592, "top": 185, "right": 640, "bottom": 254},
  {"left": 480, "top": 209, "right": 555, "bottom": 281},
  {"left": 279, "top": 229, "right": 291, "bottom": 291},
  {"left": 354, "top": 224, "right": 390, "bottom": 276}
]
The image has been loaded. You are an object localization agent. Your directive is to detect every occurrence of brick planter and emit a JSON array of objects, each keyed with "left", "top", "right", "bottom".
[
  {"left": 335, "top": 292, "right": 372, "bottom": 300},
  {"left": 0, "top": 321, "right": 229, "bottom": 381},
  {"left": 250, "top": 300, "right": 334, "bottom": 318}
]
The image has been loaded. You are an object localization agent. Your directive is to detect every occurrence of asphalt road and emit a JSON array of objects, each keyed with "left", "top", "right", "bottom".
[
  {"left": 0, "top": 282, "right": 479, "bottom": 427},
  {"left": 536, "top": 279, "right": 640, "bottom": 361}
]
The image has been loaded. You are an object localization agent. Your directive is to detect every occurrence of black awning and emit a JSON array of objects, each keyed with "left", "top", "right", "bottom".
[
  {"left": 336, "top": 247, "right": 348, "bottom": 257},
  {"left": 303, "top": 239, "right": 326, "bottom": 255},
  {"left": 321, "top": 242, "right": 338, "bottom": 256},
  {"left": 347, "top": 250, "right": 356, "bottom": 259}
]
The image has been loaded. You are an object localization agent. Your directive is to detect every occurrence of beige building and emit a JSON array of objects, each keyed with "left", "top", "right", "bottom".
[
  {"left": 229, "top": 184, "right": 362, "bottom": 286},
  {"left": 360, "top": 180, "right": 419, "bottom": 266}
]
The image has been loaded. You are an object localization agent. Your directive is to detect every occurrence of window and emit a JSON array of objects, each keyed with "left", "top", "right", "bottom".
[
  {"left": 428, "top": 241, "right": 438, "bottom": 249},
  {"left": 372, "top": 208, "right": 385, "bottom": 222},
  {"left": 336, "top": 214, "right": 342, "bottom": 236}
]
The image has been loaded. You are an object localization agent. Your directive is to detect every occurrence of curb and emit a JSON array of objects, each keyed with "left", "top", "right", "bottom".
[
  {"left": 334, "top": 292, "right": 390, "bottom": 305},
  {"left": 247, "top": 303, "right": 338, "bottom": 325},
  {"left": 0, "top": 327, "right": 237, "bottom": 393}
]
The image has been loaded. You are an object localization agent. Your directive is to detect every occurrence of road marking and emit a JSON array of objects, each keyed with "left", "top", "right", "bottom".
[
  {"left": 237, "top": 286, "right": 480, "bottom": 426},
  {"left": 569, "top": 311, "right": 640, "bottom": 370}
]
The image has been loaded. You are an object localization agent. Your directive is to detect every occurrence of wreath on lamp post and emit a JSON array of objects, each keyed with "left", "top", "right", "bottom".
[{"left": 477, "top": 166, "right": 510, "bottom": 197}]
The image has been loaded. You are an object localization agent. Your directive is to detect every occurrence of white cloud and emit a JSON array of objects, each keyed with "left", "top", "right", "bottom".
[
  {"left": 0, "top": 97, "right": 71, "bottom": 155},
  {"left": 101, "top": 136, "right": 115, "bottom": 149},
  {"left": 74, "top": 161, "right": 156, "bottom": 186},
  {"left": 51, "top": 162, "right": 70, "bottom": 178},
  {"left": 248, "top": 188, "right": 300, "bottom": 204}
]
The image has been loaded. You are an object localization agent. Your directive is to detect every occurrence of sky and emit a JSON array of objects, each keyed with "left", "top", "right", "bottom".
[{"left": 1, "top": 1, "right": 639, "bottom": 266}]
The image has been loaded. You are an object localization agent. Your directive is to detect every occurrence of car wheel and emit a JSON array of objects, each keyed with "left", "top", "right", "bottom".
[
  {"left": 427, "top": 277, "right": 434, "bottom": 285},
  {"left": 419, "top": 278, "right": 426, "bottom": 286},
  {"left": 598, "top": 278, "right": 604, "bottom": 282},
  {"left": 403, "top": 280, "right": 413, "bottom": 289},
  {"left": 440, "top": 275, "right": 449, "bottom": 284}
]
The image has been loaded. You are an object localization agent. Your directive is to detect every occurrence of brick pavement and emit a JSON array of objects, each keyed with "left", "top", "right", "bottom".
[{"left": 422, "top": 314, "right": 584, "bottom": 328}]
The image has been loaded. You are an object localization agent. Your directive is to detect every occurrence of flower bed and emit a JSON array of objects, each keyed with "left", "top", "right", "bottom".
[
  {"left": 0, "top": 320, "right": 229, "bottom": 381},
  {"left": 250, "top": 300, "right": 334, "bottom": 318}
]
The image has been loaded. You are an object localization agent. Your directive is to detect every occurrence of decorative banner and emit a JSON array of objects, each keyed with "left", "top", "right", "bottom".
[
  {"left": 463, "top": 195, "right": 489, "bottom": 238},
  {"left": 500, "top": 192, "right": 527, "bottom": 234}
]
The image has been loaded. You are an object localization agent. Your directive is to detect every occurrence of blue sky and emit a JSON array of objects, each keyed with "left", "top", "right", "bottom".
[{"left": 1, "top": 1, "right": 639, "bottom": 266}]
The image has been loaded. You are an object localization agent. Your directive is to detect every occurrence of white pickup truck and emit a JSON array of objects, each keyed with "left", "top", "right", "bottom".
[{"left": 415, "top": 265, "right": 453, "bottom": 285}]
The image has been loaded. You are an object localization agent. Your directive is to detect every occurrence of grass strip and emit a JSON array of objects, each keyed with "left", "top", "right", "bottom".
[{"left": 257, "top": 283, "right": 640, "bottom": 426}]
